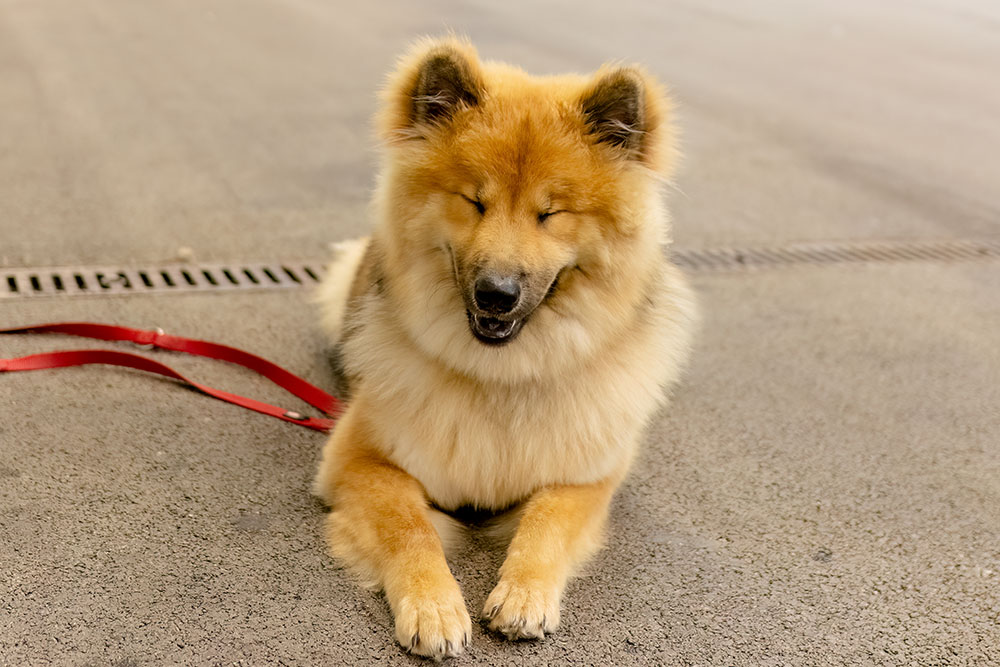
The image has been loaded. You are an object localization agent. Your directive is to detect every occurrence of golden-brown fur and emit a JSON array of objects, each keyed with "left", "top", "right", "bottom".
[{"left": 313, "top": 37, "right": 697, "bottom": 659}]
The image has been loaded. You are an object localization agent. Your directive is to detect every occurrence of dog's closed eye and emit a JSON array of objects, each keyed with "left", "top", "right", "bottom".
[
  {"left": 460, "top": 194, "right": 486, "bottom": 215},
  {"left": 537, "top": 210, "right": 565, "bottom": 224}
]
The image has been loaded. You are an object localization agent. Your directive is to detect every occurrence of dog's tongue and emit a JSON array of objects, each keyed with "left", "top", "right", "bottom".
[{"left": 478, "top": 316, "right": 515, "bottom": 337}]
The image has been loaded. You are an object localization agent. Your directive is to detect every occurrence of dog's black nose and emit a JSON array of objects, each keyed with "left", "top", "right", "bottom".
[{"left": 474, "top": 274, "right": 520, "bottom": 314}]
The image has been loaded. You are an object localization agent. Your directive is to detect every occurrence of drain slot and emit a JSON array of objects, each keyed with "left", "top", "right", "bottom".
[{"left": 96, "top": 272, "right": 132, "bottom": 291}]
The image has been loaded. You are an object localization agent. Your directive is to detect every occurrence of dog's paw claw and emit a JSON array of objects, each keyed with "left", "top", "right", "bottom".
[
  {"left": 483, "top": 579, "right": 560, "bottom": 641},
  {"left": 394, "top": 588, "right": 471, "bottom": 659}
]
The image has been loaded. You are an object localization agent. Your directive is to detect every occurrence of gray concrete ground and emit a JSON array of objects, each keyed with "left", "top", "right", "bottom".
[{"left": 1, "top": 1, "right": 999, "bottom": 665}]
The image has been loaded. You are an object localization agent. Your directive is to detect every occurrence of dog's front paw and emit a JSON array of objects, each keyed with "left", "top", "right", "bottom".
[
  {"left": 482, "top": 577, "right": 561, "bottom": 640},
  {"left": 393, "top": 583, "right": 472, "bottom": 659}
]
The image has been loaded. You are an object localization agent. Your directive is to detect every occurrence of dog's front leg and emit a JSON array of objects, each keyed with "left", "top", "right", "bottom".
[
  {"left": 483, "top": 473, "right": 623, "bottom": 639},
  {"left": 314, "top": 403, "right": 471, "bottom": 659}
]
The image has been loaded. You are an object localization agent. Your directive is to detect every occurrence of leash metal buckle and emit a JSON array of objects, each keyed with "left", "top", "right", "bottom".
[{"left": 135, "top": 327, "right": 165, "bottom": 350}]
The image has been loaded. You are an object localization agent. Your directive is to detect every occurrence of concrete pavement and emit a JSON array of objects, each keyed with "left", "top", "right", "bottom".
[{"left": 2, "top": 1, "right": 999, "bottom": 665}]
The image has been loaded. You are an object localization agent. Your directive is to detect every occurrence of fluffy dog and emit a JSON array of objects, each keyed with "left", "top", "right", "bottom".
[{"left": 312, "top": 37, "right": 696, "bottom": 659}]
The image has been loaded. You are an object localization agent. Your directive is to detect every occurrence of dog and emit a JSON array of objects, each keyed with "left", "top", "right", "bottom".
[{"left": 312, "top": 37, "right": 697, "bottom": 659}]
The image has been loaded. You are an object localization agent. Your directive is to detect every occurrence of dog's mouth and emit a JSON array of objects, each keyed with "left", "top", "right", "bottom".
[{"left": 466, "top": 311, "right": 525, "bottom": 346}]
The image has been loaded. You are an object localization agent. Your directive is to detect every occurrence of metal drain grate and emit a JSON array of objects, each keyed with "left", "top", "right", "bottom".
[
  {"left": 2, "top": 239, "right": 999, "bottom": 300},
  {"left": 1, "top": 261, "right": 325, "bottom": 300},
  {"left": 670, "top": 238, "right": 1000, "bottom": 273}
]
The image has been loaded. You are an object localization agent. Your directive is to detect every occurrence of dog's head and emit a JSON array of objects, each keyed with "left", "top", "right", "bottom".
[{"left": 370, "top": 38, "right": 677, "bottom": 381}]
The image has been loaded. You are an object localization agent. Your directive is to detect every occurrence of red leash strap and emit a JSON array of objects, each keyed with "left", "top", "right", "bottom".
[{"left": 0, "top": 322, "right": 341, "bottom": 432}]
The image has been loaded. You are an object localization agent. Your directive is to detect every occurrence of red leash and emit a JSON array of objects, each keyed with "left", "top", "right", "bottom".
[{"left": 0, "top": 322, "right": 341, "bottom": 432}]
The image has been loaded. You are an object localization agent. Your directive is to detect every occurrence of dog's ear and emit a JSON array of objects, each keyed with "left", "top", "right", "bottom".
[
  {"left": 580, "top": 66, "right": 671, "bottom": 166},
  {"left": 379, "top": 38, "right": 484, "bottom": 141},
  {"left": 411, "top": 50, "right": 481, "bottom": 127},
  {"left": 580, "top": 68, "right": 647, "bottom": 158}
]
